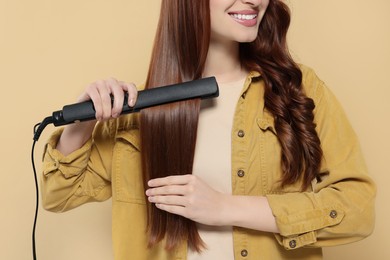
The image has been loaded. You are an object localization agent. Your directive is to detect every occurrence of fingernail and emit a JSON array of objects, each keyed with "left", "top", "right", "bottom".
[{"left": 129, "top": 98, "right": 135, "bottom": 107}]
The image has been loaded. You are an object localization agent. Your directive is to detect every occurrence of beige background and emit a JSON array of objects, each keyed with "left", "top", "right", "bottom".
[{"left": 1, "top": 0, "right": 389, "bottom": 259}]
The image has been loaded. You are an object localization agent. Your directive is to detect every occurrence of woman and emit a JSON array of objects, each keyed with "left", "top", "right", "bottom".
[{"left": 41, "top": 0, "right": 376, "bottom": 259}]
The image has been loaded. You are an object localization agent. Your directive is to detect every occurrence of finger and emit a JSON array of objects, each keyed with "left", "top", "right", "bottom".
[
  {"left": 95, "top": 80, "right": 113, "bottom": 121},
  {"left": 121, "top": 82, "right": 137, "bottom": 107},
  {"left": 107, "top": 78, "right": 124, "bottom": 118},
  {"left": 146, "top": 185, "right": 188, "bottom": 196},
  {"left": 148, "top": 195, "right": 187, "bottom": 207},
  {"left": 148, "top": 174, "right": 194, "bottom": 187},
  {"left": 84, "top": 82, "right": 104, "bottom": 120}
]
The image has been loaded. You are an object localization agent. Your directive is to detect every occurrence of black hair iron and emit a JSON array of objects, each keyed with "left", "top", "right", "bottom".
[{"left": 33, "top": 77, "right": 219, "bottom": 141}]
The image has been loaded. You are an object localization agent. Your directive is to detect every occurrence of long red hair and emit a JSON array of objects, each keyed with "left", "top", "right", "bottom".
[{"left": 140, "top": 0, "right": 322, "bottom": 252}]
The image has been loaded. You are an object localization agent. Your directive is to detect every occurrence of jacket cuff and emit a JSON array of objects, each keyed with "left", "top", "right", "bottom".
[
  {"left": 266, "top": 193, "right": 344, "bottom": 249},
  {"left": 42, "top": 128, "right": 93, "bottom": 178}
]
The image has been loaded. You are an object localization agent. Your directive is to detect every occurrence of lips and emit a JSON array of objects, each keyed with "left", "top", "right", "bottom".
[{"left": 229, "top": 10, "right": 258, "bottom": 27}]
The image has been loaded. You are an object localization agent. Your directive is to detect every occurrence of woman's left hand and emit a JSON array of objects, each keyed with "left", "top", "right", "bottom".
[{"left": 146, "top": 174, "right": 228, "bottom": 226}]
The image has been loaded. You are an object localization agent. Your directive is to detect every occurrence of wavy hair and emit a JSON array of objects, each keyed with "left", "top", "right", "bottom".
[
  {"left": 140, "top": 0, "right": 322, "bottom": 252},
  {"left": 240, "top": 1, "right": 322, "bottom": 189}
]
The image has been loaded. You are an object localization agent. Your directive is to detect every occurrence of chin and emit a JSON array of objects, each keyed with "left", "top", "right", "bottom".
[
  {"left": 235, "top": 35, "right": 258, "bottom": 43},
  {"left": 234, "top": 30, "right": 259, "bottom": 43}
]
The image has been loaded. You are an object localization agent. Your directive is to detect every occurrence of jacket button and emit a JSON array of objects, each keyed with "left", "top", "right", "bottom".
[
  {"left": 237, "top": 170, "right": 245, "bottom": 178},
  {"left": 241, "top": 249, "right": 248, "bottom": 257},
  {"left": 238, "top": 130, "right": 245, "bottom": 138},
  {"left": 330, "top": 210, "right": 338, "bottom": 219},
  {"left": 289, "top": 240, "right": 297, "bottom": 249}
]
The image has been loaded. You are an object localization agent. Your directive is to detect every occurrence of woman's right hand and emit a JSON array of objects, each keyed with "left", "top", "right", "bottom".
[
  {"left": 77, "top": 78, "right": 138, "bottom": 121},
  {"left": 56, "top": 78, "right": 138, "bottom": 156}
]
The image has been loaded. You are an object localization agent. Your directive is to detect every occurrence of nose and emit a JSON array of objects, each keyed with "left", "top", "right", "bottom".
[{"left": 241, "top": 0, "right": 263, "bottom": 6}]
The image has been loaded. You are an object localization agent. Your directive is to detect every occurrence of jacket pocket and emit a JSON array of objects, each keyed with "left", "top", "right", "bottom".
[{"left": 112, "top": 130, "right": 146, "bottom": 204}]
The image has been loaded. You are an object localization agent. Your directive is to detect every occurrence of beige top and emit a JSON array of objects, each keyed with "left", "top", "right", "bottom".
[{"left": 188, "top": 78, "right": 246, "bottom": 260}]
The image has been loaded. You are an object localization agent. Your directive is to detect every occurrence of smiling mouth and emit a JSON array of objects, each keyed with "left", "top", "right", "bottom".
[{"left": 229, "top": 13, "right": 258, "bottom": 20}]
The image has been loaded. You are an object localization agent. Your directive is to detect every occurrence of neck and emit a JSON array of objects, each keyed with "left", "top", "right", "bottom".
[{"left": 203, "top": 40, "right": 247, "bottom": 84}]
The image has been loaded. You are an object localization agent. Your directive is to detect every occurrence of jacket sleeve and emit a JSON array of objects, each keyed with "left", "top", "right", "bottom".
[
  {"left": 266, "top": 68, "right": 376, "bottom": 250},
  {"left": 41, "top": 120, "right": 116, "bottom": 212}
]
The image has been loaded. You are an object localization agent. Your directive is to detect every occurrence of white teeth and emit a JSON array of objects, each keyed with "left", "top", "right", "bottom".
[{"left": 230, "top": 13, "right": 257, "bottom": 20}]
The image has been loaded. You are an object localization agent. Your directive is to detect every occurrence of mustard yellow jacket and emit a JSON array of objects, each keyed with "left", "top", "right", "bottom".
[{"left": 42, "top": 65, "right": 376, "bottom": 260}]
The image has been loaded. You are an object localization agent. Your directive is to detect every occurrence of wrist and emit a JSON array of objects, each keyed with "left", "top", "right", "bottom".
[
  {"left": 216, "top": 193, "right": 235, "bottom": 226},
  {"left": 219, "top": 195, "right": 279, "bottom": 233},
  {"left": 56, "top": 120, "right": 96, "bottom": 155}
]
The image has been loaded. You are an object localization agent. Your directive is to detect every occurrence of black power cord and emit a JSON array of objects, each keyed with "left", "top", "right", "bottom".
[
  {"left": 32, "top": 118, "right": 53, "bottom": 260},
  {"left": 31, "top": 138, "right": 38, "bottom": 260}
]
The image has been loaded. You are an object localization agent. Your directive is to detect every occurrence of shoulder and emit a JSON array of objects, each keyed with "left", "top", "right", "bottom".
[
  {"left": 298, "top": 64, "right": 324, "bottom": 91},
  {"left": 297, "top": 64, "right": 347, "bottom": 124},
  {"left": 297, "top": 64, "right": 328, "bottom": 103}
]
